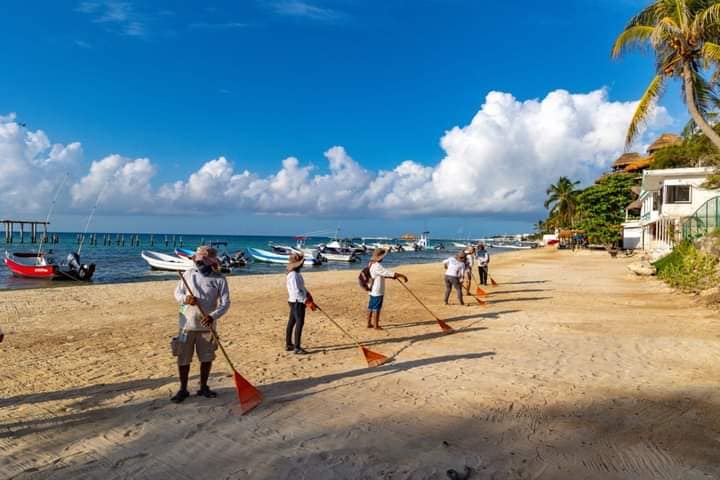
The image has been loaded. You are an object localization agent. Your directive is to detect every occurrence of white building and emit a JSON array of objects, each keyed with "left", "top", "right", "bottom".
[{"left": 622, "top": 167, "right": 718, "bottom": 253}]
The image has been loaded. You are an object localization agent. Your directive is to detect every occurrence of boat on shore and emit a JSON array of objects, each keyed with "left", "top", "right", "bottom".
[
  {"left": 4, "top": 251, "right": 95, "bottom": 280},
  {"left": 318, "top": 246, "right": 359, "bottom": 262},
  {"left": 247, "top": 247, "right": 321, "bottom": 266},
  {"left": 141, "top": 250, "right": 193, "bottom": 271}
]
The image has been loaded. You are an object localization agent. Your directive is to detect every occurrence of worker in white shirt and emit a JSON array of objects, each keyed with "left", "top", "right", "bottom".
[
  {"left": 476, "top": 243, "right": 490, "bottom": 286},
  {"left": 443, "top": 252, "right": 466, "bottom": 305},
  {"left": 463, "top": 246, "right": 475, "bottom": 295},
  {"left": 286, "top": 253, "right": 309, "bottom": 354},
  {"left": 367, "top": 248, "right": 408, "bottom": 330}
]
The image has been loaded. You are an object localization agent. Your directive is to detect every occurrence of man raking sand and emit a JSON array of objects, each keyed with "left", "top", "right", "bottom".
[{"left": 171, "top": 246, "right": 230, "bottom": 403}]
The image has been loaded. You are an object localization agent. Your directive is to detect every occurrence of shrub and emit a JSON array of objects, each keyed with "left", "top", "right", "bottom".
[{"left": 654, "top": 241, "right": 719, "bottom": 292}]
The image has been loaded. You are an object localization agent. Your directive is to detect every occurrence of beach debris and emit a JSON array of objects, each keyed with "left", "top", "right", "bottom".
[
  {"left": 305, "top": 293, "right": 390, "bottom": 367},
  {"left": 490, "top": 277, "right": 499, "bottom": 287},
  {"left": 178, "top": 272, "right": 263, "bottom": 414},
  {"left": 627, "top": 261, "right": 657, "bottom": 276},
  {"left": 446, "top": 466, "right": 472, "bottom": 480},
  {"left": 397, "top": 279, "right": 453, "bottom": 333}
]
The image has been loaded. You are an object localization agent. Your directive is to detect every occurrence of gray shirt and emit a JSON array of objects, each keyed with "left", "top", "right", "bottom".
[{"left": 174, "top": 268, "right": 230, "bottom": 331}]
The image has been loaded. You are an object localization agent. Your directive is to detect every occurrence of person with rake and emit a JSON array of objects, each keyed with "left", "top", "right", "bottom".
[
  {"left": 476, "top": 243, "right": 490, "bottom": 286},
  {"left": 171, "top": 246, "right": 230, "bottom": 403},
  {"left": 367, "top": 248, "right": 407, "bottom": 330},
  {"left": 443, "top": 251, "right": 467, "bottom": 305},
  {"left": 286, "top": 253, "right": 310, "bottom": 355}
]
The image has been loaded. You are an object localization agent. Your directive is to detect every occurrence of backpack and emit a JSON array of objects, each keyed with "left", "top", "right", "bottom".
[{"left": 358, "top": 263, "right": 373, "bottom": 291}]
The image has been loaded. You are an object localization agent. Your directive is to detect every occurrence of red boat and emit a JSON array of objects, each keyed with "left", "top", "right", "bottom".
[{"left": 4, "top": 251, "right": 95, "bottom": 281}]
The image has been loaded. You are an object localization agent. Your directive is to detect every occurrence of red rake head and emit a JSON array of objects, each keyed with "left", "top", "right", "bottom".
[
  {"left": 476, "top": 287, "right": 488, "bottom": 297},
  {"left": 491, "top": 278, "right": 498, "bottom": 287},
  {"left": 233, "top": 371, "right": 263, "bottom": 415},
  {"left": 437, "top": 319, "right": 454, "bottom": 333},
  {"left": 361, "top": 346, "right": 389, "bottom": 368}
]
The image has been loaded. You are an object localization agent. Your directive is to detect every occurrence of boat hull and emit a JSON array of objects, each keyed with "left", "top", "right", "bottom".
[
  {"left": 248, "top": 248, "right": 321, "bottom": 266},
  {"left": 141, "top": 251, "right": 194, "bottom": 271},
  {"left": 3, "top": 256, "right": 57, "bottom": 278}
]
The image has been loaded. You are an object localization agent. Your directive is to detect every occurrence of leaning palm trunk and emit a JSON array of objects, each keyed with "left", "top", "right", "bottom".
[{"left": 683, "top": 62, "right": 720, "bottom": 151}]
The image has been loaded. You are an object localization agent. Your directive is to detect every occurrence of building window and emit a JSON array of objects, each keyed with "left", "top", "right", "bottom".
[
  {"left": 652, "top": 191, "right": 662, "bottom": 210},
  {"left": 665, "top": 185, "right": 691, "bottom": 204}
]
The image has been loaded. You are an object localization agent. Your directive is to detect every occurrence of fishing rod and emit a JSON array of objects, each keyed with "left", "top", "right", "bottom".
[
  {"left": 36, "top": 173, "right": 70, "bottom": 257},
  {"left": 77, "top": 182, "right": 108, "bottom": 256}
]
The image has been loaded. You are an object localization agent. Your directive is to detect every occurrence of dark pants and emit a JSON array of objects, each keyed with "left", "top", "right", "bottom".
[
  {"left": 286, "top": 302, "right": 306, "bottom": 348},
  {"left": 478, "top": 266, "right": 488, "bottom": 285},
  {"left": 444, "top": 275, "right": 464, "bottom": 304}
]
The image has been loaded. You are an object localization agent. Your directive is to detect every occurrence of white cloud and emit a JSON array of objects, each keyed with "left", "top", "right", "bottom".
[
  {"left": 270, "top": 1, "right": 343, "bottom": 21},
  {"left": 76, "top": 1, "right": 146, "bottom": 37},
  {"left": 0, "top": 114, "right": 82, "bottom": 214},
  {"left": 0, "top": 88, "right": 671, "bottom": 219}
]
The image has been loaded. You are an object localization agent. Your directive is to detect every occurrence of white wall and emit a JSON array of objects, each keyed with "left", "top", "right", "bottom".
[
  {"left": 661, "top": 178, "right": 716, "bottom": 217},
  {"left": 622, "top": 224, "right": 642, "bottom": 249}
]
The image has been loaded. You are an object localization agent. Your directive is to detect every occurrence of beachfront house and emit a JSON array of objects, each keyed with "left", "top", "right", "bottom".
[{"left": 622, "top": 166, "right": 719, "bottom": 253}]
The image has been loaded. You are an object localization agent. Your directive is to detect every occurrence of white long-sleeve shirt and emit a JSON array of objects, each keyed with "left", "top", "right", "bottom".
[
  {"left": 443, "top": 257, "right": 465, "bottom": 278},
  {"left": 175, "top": 268, "right": 230, "bottom": 331},
  {"left": 476, "top": 250, "right": 490, "bottom": 267},
  {"left": 369, "top": 261, "right": 395, "bottom": 297},
  {"left": 286, "top": 270, "right": 307, "bottom": 303}
]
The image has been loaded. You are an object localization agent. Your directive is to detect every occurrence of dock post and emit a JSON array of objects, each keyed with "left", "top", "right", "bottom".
[
  {"left": 31, "top": 224, "right": 36, "bottom": 243},
  {"left": 20, "top": 223, "right": 24, "bottom": 243},
  {"left": 150, "top": 234, "right": 154, "bottom": 246},
  {"left": 172, "top": 235, "right": 176, "bottom": 247},
  {"left": 164, "top": 235, "right": 168, "bottom": 247},
  {"left": 179, "top": 237, "right": 183, "bottom": 247}
]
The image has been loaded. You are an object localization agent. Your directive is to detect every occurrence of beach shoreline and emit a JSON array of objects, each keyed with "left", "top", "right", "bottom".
[{"left": 2, "top": 248, "right": 719, "bottom": 479}]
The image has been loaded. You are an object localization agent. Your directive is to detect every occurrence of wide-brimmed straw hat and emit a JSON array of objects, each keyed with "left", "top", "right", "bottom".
[
  {"left": 371, "top": 248, "right": 387, "bottom": 262},
  {"left": 194, "top": 245, "right": 219, "bottom": 266},
  {"left": 287, "top": 253, "right": 305, "bottom": 272},
  {"left": 455, "top": 251, "right": 467, "bottom": 261}
]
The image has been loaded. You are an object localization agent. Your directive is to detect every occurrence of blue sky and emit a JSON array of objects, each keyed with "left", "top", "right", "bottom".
[{"left": 0, "top": 1, "right": 686, "bottom": 237}]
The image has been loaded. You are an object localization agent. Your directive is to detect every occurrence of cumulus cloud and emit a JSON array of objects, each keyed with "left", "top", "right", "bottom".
[
  {"left": 0, "top": 114, "right": 82, "bottom": 214},
  {"left": 0, "top": 88, "right": 671, "bottom": 219}
]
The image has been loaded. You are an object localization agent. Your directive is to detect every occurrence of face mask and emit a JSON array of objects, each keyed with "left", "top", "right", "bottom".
[{"left": 196, "top": 261, "right": 213, "bottom": 275}]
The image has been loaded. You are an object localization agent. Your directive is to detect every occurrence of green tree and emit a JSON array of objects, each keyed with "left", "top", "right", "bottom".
[
  {"left": 612, "top": 0, "right": 720, "bottom": 150},
  {"left": 576, "top": 173, "right": 638, "bottom": 246},
  {"left": 544, "top": 177, "right": 580, "bottom": 228}
]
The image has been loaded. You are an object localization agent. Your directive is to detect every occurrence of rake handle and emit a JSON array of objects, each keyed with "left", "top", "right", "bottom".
[
  {"left": 177, "top": 272, "right": 237, "bottom": 372},
  {"left": 397, "top": 279, "right": 442, "bottom": 322},
  {"left": 315, "top": 305, "right": 364, "bottom": 350}
]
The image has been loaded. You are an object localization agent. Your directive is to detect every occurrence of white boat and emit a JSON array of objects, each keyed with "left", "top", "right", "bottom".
[
  {"left": 318, "top": 246, "right": 359, "bottom": 262},
  {"left": 141, "top": 250, "right": 194, "bottom": 271},
  {"left": 248, "top": 247, "right": 321, "bottom": 266}
]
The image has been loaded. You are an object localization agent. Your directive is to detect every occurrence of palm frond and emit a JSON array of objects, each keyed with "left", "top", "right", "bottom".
[
  {"left": 694, "top": 2, "right": 720, "bottom": 34},
  {"left": 701, "top": 41, "right": 720, "bottom": 68},
  {"left": 626, "top": 75, "right": 666, "bottom": 147},
  {"left": 651, "top": 16, "right": 681, "bottom": 48},
  {"left": 612, "top": 25, "right": 656, "bottom": 58}
]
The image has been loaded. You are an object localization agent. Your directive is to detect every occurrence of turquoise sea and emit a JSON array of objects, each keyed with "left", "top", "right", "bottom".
[{"left": 0, "top": 233, "right": 510, "bottom": 290}]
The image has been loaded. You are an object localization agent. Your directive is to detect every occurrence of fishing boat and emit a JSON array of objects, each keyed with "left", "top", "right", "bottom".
[
  {"left": 175, "top": 245, "right": 248, "bottom": 268},
  {"left": 4, "top": 251, "right": 95, "bottom": 280},
  {"left": 247, "top": 247, "right": 321, "bottom": 266},
  {"left": 318, "top": 246, "right": 359, "bottom": 262},
  {"left": 141, "top": 250, "right": 194, "bottom": 271}
]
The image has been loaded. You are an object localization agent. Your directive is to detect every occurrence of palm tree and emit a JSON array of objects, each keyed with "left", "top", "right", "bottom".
[
  {"left": 544, "top": 177, "right": 580, "bottom": 228},
  {"left": 612, "top": 0, "right": 720, "bottom": 150}
]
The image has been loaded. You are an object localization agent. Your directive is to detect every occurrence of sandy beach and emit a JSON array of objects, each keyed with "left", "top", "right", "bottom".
[{"left": 1, "top": 248, "right": 719, "bottom": 479}]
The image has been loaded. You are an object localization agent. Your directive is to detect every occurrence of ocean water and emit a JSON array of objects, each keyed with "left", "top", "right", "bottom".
[{"left": 0, "top": 233, "right": 509, "bottom": 290}]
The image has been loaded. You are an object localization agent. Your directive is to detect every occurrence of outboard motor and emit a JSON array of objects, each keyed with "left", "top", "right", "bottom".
[{"left": 65, "top": 252, "right": 96, "bottom": 280}]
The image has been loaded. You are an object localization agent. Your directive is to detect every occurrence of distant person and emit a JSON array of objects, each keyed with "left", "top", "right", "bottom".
[
  {"left": 171, "top": 246, "right": 230, "bottom": 403},
  {"left": 286, "top": 253, "right": 309, "bottom": 354},
  {"left": 367, "top": 248, "right": 408, "bottom": 329},
  {"left": 463, "top": 246, "right": 475, "bottom": 295},
  {"left": 443, "top": 251, "right": 466, "bottom": 305},
  {"left": 476, "top": 243, "right": 490, "bottom": 286}
]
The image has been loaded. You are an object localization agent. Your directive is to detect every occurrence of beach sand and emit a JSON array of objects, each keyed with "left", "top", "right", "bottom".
[{"left": 1, "top": 248, "right": 719, "bottom": 479}]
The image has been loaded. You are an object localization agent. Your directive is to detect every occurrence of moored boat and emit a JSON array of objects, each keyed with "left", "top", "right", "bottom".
[
  {"left": 141, "top": 250, "right": 194, "bottom": 271},
  {"left": 247, "top": 247, "right": 321, "bottom": 266},
  {"left": 4, "top": 251, "right": 95, "bottom": 280}
]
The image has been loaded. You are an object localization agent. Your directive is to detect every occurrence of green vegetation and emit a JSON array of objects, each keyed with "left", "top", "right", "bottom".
[
  {"left": 612, "top": 0, "right": 720, "bottom": 151},
  {"left": 543, "top": 177, "right": 580, "bottom": 229},
  {"left": 651, "top": 126, "right": 720, "bottom": 187},
  {"left": 575, "top": 174, "right": 638, "bottom": 246},
  {"left": 654, "top": 241, "right": 719, "bottom": 292}
]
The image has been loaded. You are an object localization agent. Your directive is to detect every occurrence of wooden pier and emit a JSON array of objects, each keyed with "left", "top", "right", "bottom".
[{"left": 2, "top": 219, "right": 51, "bottom": 244}]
